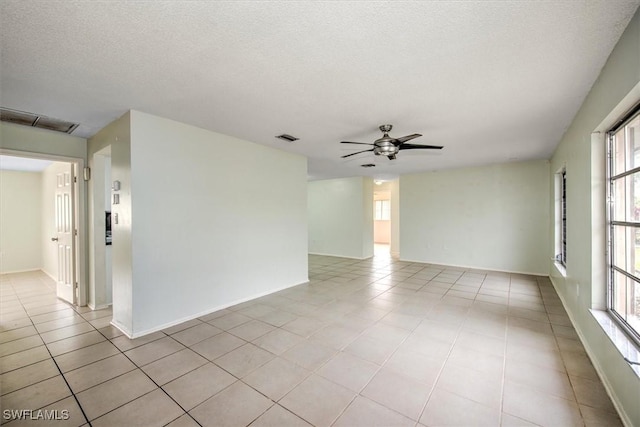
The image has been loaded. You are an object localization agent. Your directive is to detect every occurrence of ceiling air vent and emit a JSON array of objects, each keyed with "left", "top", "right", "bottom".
[
  {"left": 0, "top": 108, "right": 79, "bottom": 134},
  {"left": 361, "top": 164, "right": 376, "bottom": 168},
  {"left": 275, "top": 134, "right": 299, "bottom": 142}
]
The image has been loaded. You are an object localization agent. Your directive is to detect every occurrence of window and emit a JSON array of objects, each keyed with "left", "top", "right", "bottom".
[
  {"left": 374, "top": 200, "right": 390, "bottom": 220},
  {"left": 555, "top": 168, "right": 567, "bottom": 268},
  {"left": 607, "top": 106, "right": 640, "bottom": 343}
]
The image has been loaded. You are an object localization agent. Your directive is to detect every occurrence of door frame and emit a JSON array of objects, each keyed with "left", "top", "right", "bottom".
[{"left": 0, "top": 148, "right": 87, "bottom": 306}]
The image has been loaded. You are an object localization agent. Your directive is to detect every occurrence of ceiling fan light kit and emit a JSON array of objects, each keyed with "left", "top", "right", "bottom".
[{"left": 340, "top": 124, "right": 443, "bottom": 160}]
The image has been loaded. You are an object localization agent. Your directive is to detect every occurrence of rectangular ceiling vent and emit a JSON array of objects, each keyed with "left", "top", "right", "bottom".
[
  {"left": 0, "top": 108, "right": 79, "bottom": 134},
  {"left": 360, "top": 163, "right": 376, "bottom": 168},
  {"left": 275, "top": 133, "right": 299, "bottom": 142}
]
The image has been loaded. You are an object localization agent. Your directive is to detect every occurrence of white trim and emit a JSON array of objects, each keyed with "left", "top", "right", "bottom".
[
  {"left": 308, "top": 252, "right": 373, "bottom": 260},
  {"left": 118, "top": 279, "right": 310, "bottom": 339},
  {"left": 398, "top": 258, "right": 546, "bottom": 276},
  {"left": 0, "top": 148, "right": 88, "bottom": 307},
  {"left": 550, "top": 276, "right": 632, "bottom": 427},
  {"left": 0, "top": 268, "right": 41, "bottom": 275},
  {"left": 88, "top": 303, "right": 112, "bottom": 311}
]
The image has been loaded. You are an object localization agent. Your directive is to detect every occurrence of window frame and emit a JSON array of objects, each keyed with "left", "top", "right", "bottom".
[
  {"left": 555, "top": 168, "right": 567, "bottom": 268},
  {"left": 374, "top": 199, "right": 390, "bottom": 221},
  {"left": 606, "top": 103, "right": 640, "bottom": 346}
]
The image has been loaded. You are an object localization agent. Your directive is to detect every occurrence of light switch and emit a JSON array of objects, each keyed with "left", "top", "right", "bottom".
[
  {"left": 113, "top": 194, "right": 120, "bottom": 205},
  {"left": 112, "top": 180, "right": 121, "bottom": 191},
  {"left": 114, "top": 213, "right": 119, "bottom": 224}
]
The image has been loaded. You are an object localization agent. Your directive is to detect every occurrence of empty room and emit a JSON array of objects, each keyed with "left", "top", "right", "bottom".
[{"left": 1, "top": 1, "right": 640, "bottom": 426}]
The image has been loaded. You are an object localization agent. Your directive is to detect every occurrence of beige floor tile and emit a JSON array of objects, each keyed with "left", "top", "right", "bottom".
[
  {"left": 163, "top": 318, "right": 203, "bottom": 335},
  {"left": 0, "top": 375, "right": 71, "bottom": 412},
  {"left": 343, "top": 335, "right": 397, "bottom": 365},
  {"left": 191, "top": 332, "right": 245, "bottom": 361},
  {"left": 64, "top": 353, "right": 137, "bottom": 393},
  {"left": 254, "top": 328, "right": 304, "bottom": 355},
  {"left": 46, "top": 331, "right": 106, "bottom": 357},
  {"left": 166, "top": 414, "right": 201, "bottom": 427},
  {"left": 361, "top": 368, "right": 431, "bottom": 421},
  {"left": 501, "top": 412, "right": 539, "bottom": 427},
  {"left": 29, "top": 308, "right": 77, "bottom": 324},
  {"left": 506, "top": 340, "right": 566, "bottom": 372},
  {"left": 0, "top": 345, "right": 51, "bottom": 373},
  {"left": 54, "top": 341, "right": 120, "bottom": 373},
  {"left": 142, "top": 348, "right": 208, "bottom": 385},
  {"left": 280, "top": 374, "right": 355, "bottom": 427},
  {"left": 214, "top": 343, "right": 274, "bottom": 378},
  {"left": 437, "top": 361, "right": 503, "bottom": 409},
  {"left": 383, "top": 349, "right": 444, "bottom": 386},
  {"left": 570, "top": 375, "right": 618, "bottom": 414},
  {"left": 0, "top": 359, "right": 59, "bottom": 395},
  {"left": 333, "top": 396, "right": 414, "bottom": 427},
  {"left": 163, "top": 363, "right": 236, "bottom": 410},
  {"left": 75, "top": 369, "right": 157, "bottom": 420},
  {"left": 91, "top": 389, "right": 184, "bottom": 427},
  {"left": 505, "top": 358, "right": 573, "bottom": 400},
  {"left": 0, "top": 334, "right": 44, "bottom": 357},
  {"left": 281, "top": 340, "right": 336, "bottom": 370},
  {"left": 249, "top": 404, "right": 312, "bottom": 427},
  {"left": 88, "top": 316, "right": 113, "bottom": 330},
  {"left": 0, "top": 325, "right": 37, "bottom": 344},
  {"left": 503, "top": 380, "right": 582, "bottom": 427},
  {"left": 580, "top": 404, "right": 624, "bottom": 427},
  {"left": 171, "top": 323, "right": 222, "bottom": 347},
  {"left": 40, "top": 322, "right": 94, "bottom": 344},
  {"left": 110, "top": 331, "right": 165, "bottom": 352},
  {"left": 420, "top": 388, "right": 500, "bottom": 426},
  {"left": 317, "top": 352, "right": 378, "bottom": 392},
  {"left": 228, "top": 319, "right": 275, "bottom": 341},
  {"left": 34, "top": 315, "right": 86, "bottom": 334},
  {"left": 124, "top": 336, "right": 185, "bottom": 366},
  {"left": 562, "top": 351, "right": 599, "bottom": 381},
  {"left": 190, "top": 381, "right": 272, "bottom": 427},
  {"left": 243, "top": 357, "right": 310, "bottom": 400},
  {"left": 447, "top": 344, "right": 504, "bottom": 378},
  {"left": 281, "top": 317, "right": 327, "bottom": 337},
  {"left": 207, "top": 312, "right": 252, "bottom": 330},
  {"left": 96, "top": 325, "right": 124, "bottom": 340}
]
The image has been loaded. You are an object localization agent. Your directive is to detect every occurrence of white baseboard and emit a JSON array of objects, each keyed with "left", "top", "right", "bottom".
[
  {"left": 122, "top": 279, "right": 310, "bottom": 339},
  {"left": 308, "top": 252, "right": 373, "bottom": 260},
  {"left": 549, "top": 276, "right": 632, "bottom": 427},
  {"left": 398, "top": 257, "right": 546, "bottom": 276},
  {"left": 0, "top": 268, "right": 41, "bottom": 275}
]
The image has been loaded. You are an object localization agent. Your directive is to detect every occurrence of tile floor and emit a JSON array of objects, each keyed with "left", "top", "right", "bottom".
[{"left": 0, "top": 253, "right": 623, "bottom": 426}]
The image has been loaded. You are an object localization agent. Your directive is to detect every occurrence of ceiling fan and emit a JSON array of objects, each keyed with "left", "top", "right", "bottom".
[{"left": 341, "top": 124, "right": 443, "bottom": 160}]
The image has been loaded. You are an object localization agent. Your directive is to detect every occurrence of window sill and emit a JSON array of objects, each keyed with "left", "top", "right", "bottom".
[
  {"left": 590, "top": 309, "right": 640, "bottom": 378},
  {"left": 553, "top": 261, "right": 567, "bottom": 277}
]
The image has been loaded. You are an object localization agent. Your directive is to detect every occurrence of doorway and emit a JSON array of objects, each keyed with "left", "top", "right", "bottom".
[{"left": 0, "top": 152, "right": 85, "bottom": 305}]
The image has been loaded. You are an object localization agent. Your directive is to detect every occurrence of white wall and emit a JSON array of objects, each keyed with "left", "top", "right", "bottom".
[
  {"left": 549, "top": 7, "right": 640, "bottom": 426},
  {"left": 400, "top": 160, "right": 550, "bottom": 274},
  {"left": 308, "top": 176, "right": 374, "bottom": 259},
  {"left": 41, "top": 162, "right": 73, "bottom": 278},
  {"left": 88, "top": 113, "right": 133, "bottom": 331},
  {"left": 0, "top": 170, "right": 42, "bottom": 273},
  {"left": 127, "top": 110, "right": 308, "bottom": 335}
]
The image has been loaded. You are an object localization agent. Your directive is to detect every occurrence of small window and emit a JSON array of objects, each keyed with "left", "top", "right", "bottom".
[
  {"left": 374, "top": 200, "right": 390, "bottom": 220},
  {"left": 607, "top": 106, "right": 640, "bottom": 343},
  {"left": 555, "top": 168, "right": 567, "bottom": 268}
]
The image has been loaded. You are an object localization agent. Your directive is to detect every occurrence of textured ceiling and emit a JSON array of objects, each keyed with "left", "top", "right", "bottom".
[{"left": 1, "top": 1, "right": 638, "bottom": 180}]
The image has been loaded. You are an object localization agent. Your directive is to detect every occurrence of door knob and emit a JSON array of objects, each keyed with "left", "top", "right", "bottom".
[{"left": 51, "top": 237, "right": 58, "bottom": 242}]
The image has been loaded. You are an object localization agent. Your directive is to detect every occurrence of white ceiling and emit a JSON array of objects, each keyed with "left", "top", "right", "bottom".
[
  {"left": 0, "top": 155, "right": 52, "bottom": 172},
  {"left": 1, "top": 1, "right": 638, "bottom": 181}
]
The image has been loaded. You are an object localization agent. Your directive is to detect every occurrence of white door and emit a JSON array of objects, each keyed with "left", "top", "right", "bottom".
[{"left": 53, "top": 166, "right": 76, "bottom": 304}]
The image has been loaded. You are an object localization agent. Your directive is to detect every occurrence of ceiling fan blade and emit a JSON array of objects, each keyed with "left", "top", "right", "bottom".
[
  {"left": 340, "top": 141, "right": 373, "bottom": 145},
  {"left": 398, "top": 143, "right": 443, "bottom": 150},
  {"left": 394, "top": 133, "right": 422, "bottom": 144},
  {"left": 341, "top": 149, "right": 374, "bottom": 158}
]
